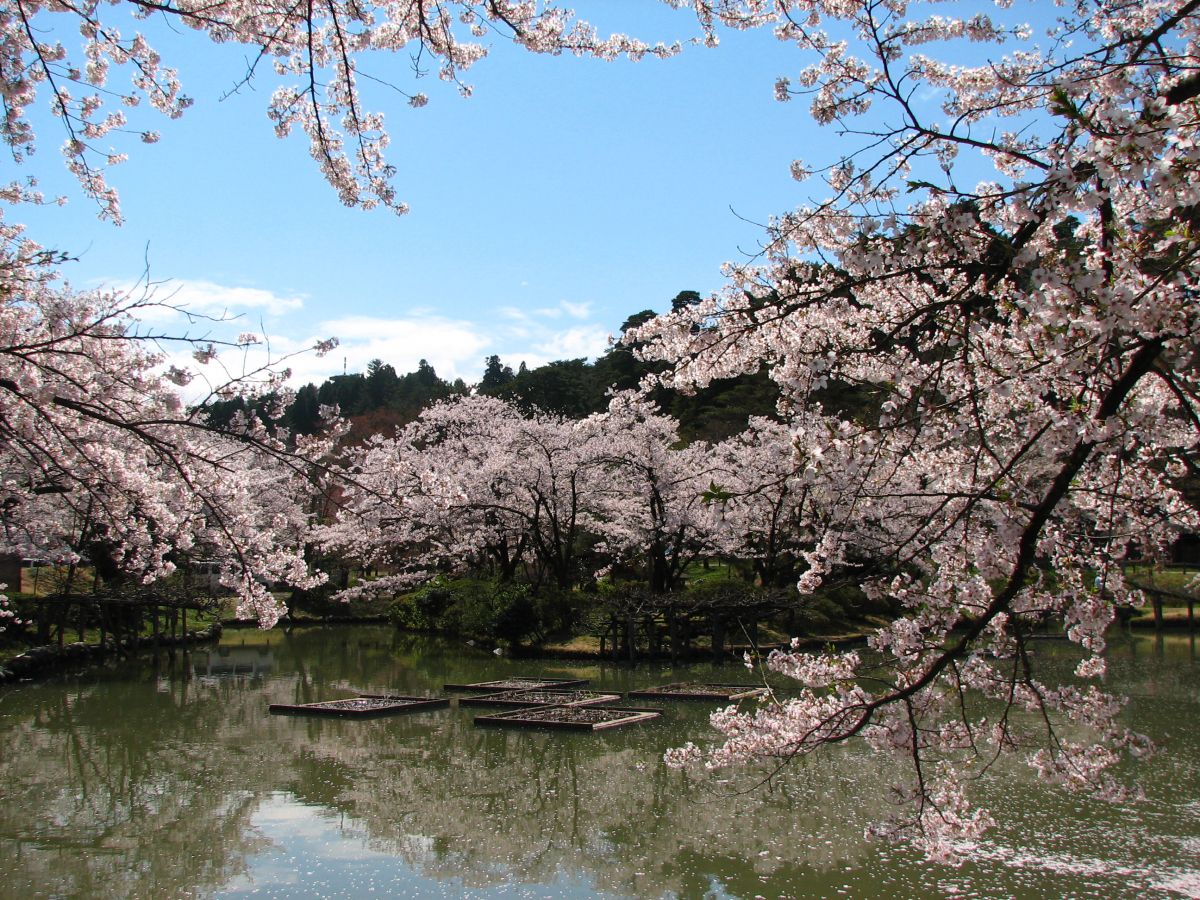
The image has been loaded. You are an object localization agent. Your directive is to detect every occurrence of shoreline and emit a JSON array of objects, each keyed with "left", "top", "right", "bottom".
[
  {"left": 0, "top": 623, "right": 222, "bottom": 684},
  {"left": 1, "top": 616, "right": 1193, "bottom": 685}
]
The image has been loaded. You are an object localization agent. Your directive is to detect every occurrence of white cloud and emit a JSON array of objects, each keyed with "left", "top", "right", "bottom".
[
  {"left": 559, "top": 300, "right": 591, "bottom": 319},
  {"left": 500, "top": 305, "right": 533, "bottom": 323},
  {"left": 303, "top": 314, "right": 492, "bottom": 384},
  {"left": 143, "top": 310, "right": 490, "bottom": 400},
  {"left": 502, "top": 300, "right": 591, "bottom": 324},
  {"left": 285, "top": 312, "right": 612, "bottom": 388},
  {"left": 125, "top": 278, "right": 307, "bottom": 326},
  {"left": 137, "top": 281, "right": 617, "bottom": 403},
  {"left": 531, "top": 324, "right": 611, "bottom": 361}
]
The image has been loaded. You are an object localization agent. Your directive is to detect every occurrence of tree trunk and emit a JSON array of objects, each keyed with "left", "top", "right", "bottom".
[
  {"left": 667, "top": 607, "right": 680, "bottom": 665},
  {"left": 56, "top": 599, "right": 67, "bottom": 647},
  {"left": 711, "top": 616, "right": 726, "bottom": 662}
]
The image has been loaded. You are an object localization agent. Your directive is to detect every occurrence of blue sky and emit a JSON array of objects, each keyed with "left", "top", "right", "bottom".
[{"left": 13, "top": 5, "right": 821, "bottom": 389}]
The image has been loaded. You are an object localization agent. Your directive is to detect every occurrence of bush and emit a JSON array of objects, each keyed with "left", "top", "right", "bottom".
[
  {"left": 387, "top": 592, "right": 426, "bottom": 630},
  {"left": 389, "top": 577, "right": 569, "bottom": 644},
  {"left": 531, "top": 585, "right": 590, "bottom": 640}
]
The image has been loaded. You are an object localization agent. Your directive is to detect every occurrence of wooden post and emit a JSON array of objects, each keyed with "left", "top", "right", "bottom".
[
  {"left": 667, "top": 607, "right": 680, "bottom": 666},
  {"left": 711, "top": 616, "right": 726, "bottom": 662}
]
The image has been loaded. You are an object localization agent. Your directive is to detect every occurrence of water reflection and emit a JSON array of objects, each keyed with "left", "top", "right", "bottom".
[
  {"left": 1, "top": 627, "right": 1197, "bottom": 899},
  {"left": 0, "top": 676, "right": 270, "bottom": 897},
  {"left": 192, "top": 645, "right": 275, "bottom": 678}
]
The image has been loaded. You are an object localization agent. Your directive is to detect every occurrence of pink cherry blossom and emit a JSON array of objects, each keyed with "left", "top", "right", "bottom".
[{"left": 646, "top": 0, "right": 1200, "bottom": 860}]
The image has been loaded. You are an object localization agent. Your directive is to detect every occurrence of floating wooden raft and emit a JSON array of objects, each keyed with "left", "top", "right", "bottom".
[
  {"left": 627, "top": 682, "right": 769, "bottom": 701},
  {"left": 458, "top": 688, "right": 621, "bottom": 708},
  {"left": 268, "top": 695, "right": 449, "bottom": 718},
  {"left": 474, "top": 705, "right": 661, "bottom": 731},
  {"left": 443, "top": 677, "right": 589, "bottom": 691}
]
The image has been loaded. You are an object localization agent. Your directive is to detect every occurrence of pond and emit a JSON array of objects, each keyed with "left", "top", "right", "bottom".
[{"left": 0, "top": 626, "right": 1197, "bottom": 898}]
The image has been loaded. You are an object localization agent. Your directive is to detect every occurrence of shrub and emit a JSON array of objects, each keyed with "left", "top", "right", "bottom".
[{"left": 389, "top": 577, "right": 553, "bottom": 644}]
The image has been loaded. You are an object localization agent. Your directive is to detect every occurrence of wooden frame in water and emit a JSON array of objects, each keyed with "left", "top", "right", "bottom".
[
  {"left": 457, "top": 689, "right": 621, "bottom": 708},
  {"left": 473, "top": 705, "right": 662, "bottom": 731},
  {"left": 442, "top": 677, "right": 589, "bottom": 691},
  {"left": 268, "top": 695, "right": 450, "bottom": 718},
  {"left": 626, "top": 682, "right": 769, "bottom": 701}
]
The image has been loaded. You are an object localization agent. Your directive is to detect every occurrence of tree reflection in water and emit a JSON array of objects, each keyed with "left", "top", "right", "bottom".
[{"left": 0, "top": 627, "right": 1196, "bottom": 898}]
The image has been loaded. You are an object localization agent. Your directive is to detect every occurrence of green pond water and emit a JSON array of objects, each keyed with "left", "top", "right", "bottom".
[{"left": 0, "top": 626, "right": 1197, "bottom": 899}]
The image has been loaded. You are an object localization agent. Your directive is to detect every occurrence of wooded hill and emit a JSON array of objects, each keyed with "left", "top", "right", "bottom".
[{"left": 206, "top": 295, "right": 791, "bottom": 442}]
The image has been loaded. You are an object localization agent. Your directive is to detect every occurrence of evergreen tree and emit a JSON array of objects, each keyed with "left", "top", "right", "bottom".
[{"left": 478, "top": 355, "right": 515, "bottom": 394}]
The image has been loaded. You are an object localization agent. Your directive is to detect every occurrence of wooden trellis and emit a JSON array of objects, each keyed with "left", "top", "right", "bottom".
[
  {"left": 474, "top": 705, "right": 662, "bottom": 731},
  {"left": 443, "top": 677, "right": 589, "bottom": 691},
  {"left": 627, "top": 682, "right": 769, "bottom": 701},
  {"left": 269, "top": 695, "right": 449, "bottom": 717},
  {"left": 458, "top": 689, "right": 621, "bottom": 708}
]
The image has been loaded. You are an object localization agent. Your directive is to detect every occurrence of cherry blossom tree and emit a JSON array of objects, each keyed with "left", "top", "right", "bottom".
[
  {"left": 326, "top": 391, "right": 728, "bottom": 601},
  {"left": 633, "top": 0, "right": 1200, "bottom": 860},
  {"left": 0, "top": 0, "right": 689, "bottom": 632},
  {"left": 589, "top": 394, "right": 720, "bottom": 594},
  {"left": 3, "top": 0, "right": 1197, "bottom": 857},
  {"left": 326, "top": 391, "right": 732, "bottom": 654},
  {"left": 324, "top": 394, "right": 616, "bottom": 595},
  {"left": 0, "top": 221, "right": 338, "bottom": 628},
  {"left": 316, "top": 396, "right": 516, "bottom": 596},
  {"left": 706, "top": 415, "right": 823, "bottom": 588},
  {"left": 0, "top": 0, "right": 681, "bottom": 222}
]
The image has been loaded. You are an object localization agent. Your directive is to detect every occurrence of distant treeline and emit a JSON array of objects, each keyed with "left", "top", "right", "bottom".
[{"left": 205, "top": 293, "right": 878, "bottom": 442}]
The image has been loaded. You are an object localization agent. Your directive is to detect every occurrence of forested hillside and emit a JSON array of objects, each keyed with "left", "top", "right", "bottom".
[{"left": 206, "top": 293, "right": 788, "bottom": 443}]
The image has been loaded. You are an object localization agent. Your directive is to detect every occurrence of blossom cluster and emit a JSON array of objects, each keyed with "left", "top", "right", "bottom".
[
  {"left": 0, "top": 217, "right": 336, "bottom": 626},
  {"left": 636, "top": 0, "right": 1200, "bottom": 858},
  {"left": 0, "top": 0, "right": 682, "bottom": 218},
  {"left": 321, "top": 393, "right": 731, "bottom": 595},
  {"left": 4, "top": 0, "right": 1199, "bottom": 864}
]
